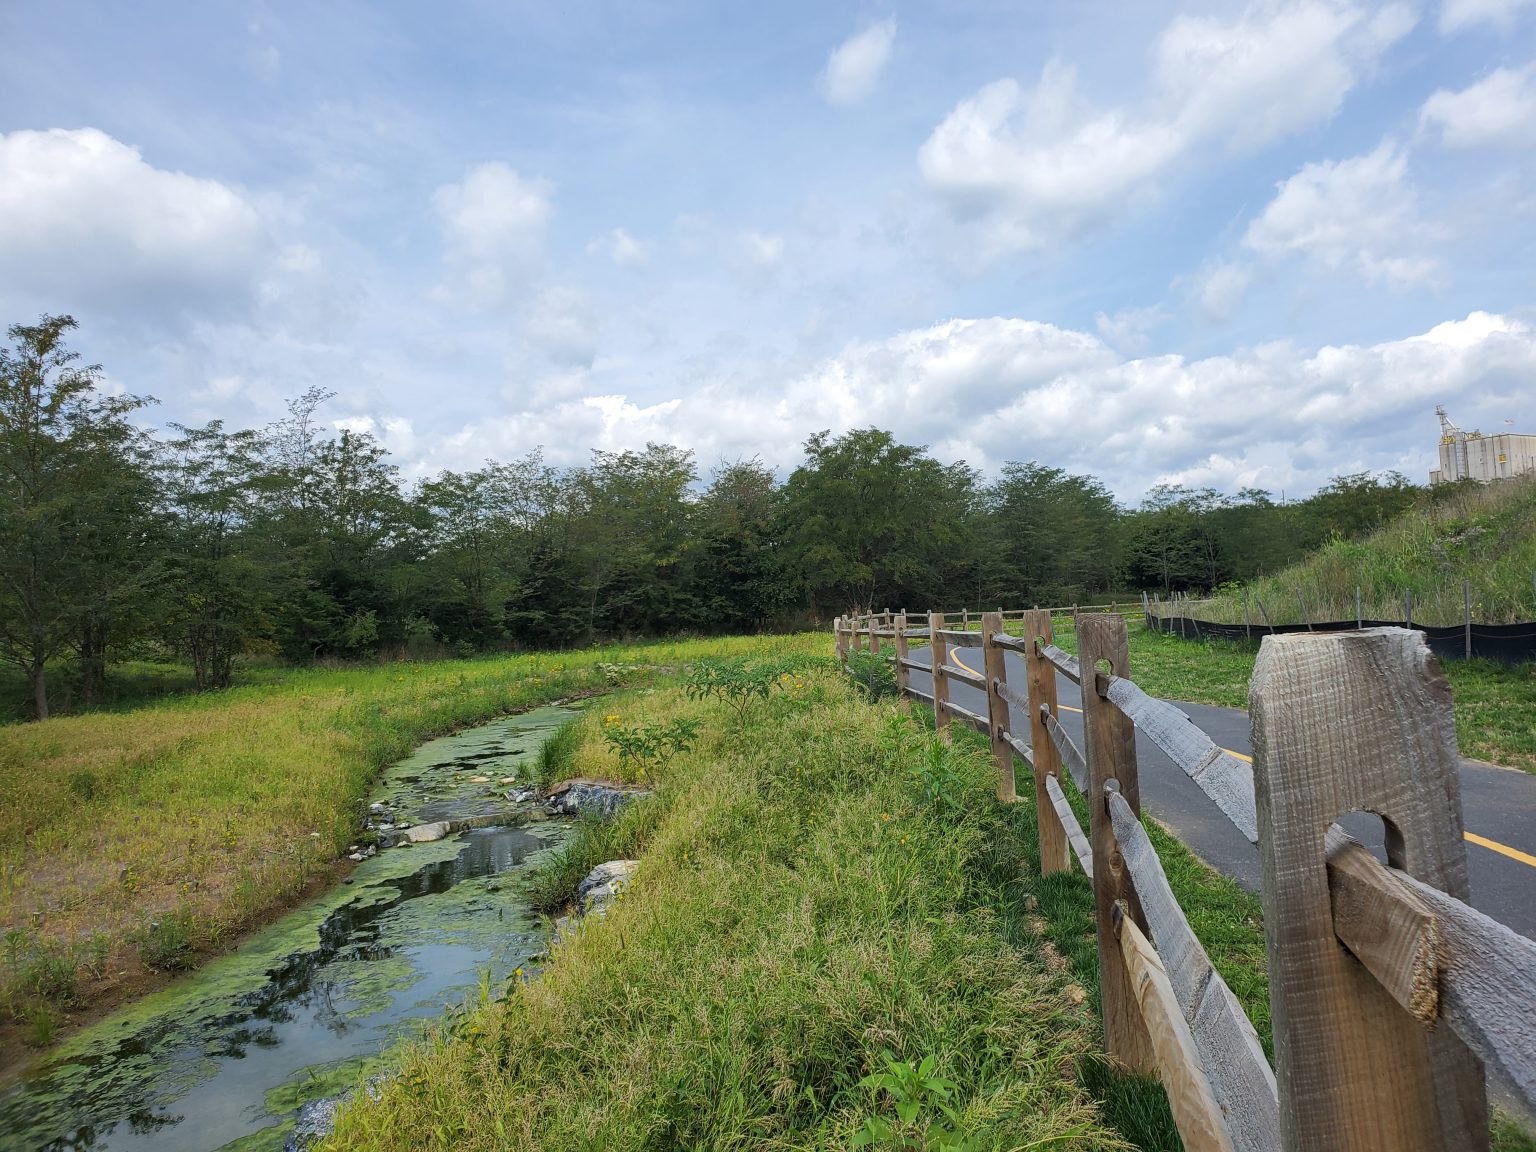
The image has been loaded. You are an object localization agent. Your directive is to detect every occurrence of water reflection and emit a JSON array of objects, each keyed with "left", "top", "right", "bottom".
[{"left": 1, "top": 821, "right": 558, "bottom": 1152}]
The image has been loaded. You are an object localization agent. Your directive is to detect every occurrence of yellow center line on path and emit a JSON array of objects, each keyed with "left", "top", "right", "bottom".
[
  {"left": 939, "top": 642, "right": 1536, "bottom": 871},
  {"left": 1465, "top": 831, "right": 1536, "bottom": 869}
]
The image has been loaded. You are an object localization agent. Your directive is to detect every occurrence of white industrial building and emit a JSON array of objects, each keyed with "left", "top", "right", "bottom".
[{"left": 1429, "top": 406, "right": 1536, "bottom": 485}]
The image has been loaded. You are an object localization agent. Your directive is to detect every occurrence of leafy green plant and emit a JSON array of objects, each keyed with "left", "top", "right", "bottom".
[
  {"left": 684, "top": 657, "right": 779, "bottom": 722},
  {"left": 912, "top": 738, "right": 965, "bottom": 810},
  {"left": 133, "top": 907, "right": 199, "bottom": 971},
  {"left": 852, "top": 1052, "right": 979, "bottom": 1151},
  {"left": 846, "top": 649, "right": 898, "bottom": 701},
  {"left": 601, "top": 717, "right": 700, "bottom": 776}
]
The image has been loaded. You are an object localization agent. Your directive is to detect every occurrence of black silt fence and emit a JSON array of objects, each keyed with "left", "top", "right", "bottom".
[{"left": 1148, "top": 614, "right": 1536, "bottom": 665}]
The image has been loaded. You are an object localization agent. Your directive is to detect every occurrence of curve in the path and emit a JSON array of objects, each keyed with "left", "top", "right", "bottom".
[{"left": 901, "top": 643, "right": 1536, "bottom": 941}]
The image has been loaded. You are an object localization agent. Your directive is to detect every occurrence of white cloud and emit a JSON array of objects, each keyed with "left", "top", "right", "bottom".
[
  {"left": 1439, "top": 0, "right": 1536, "bottom": 32},
  {"left": 1243, "top": 142, "right": 1435, "bottom": 286},
  {"left": 919, "top": 2, "right": 1413, "bottom": 252},
  {"left": 821, "top": 20, "right": 897, "bottom": 106},
  {"left": 518, "top": 284, "right": 601, "bottom": 367},
  {"left": 586, "top": 226, "right": 647, "bottom": 266},
  {"left": 1420, "top": 65, "right": 1536, "bottom": 147},
  {"left": 423, "top": 310, "right": 1536, "bottom": 497},
  {"left": 432, "top": 162, "right": 553, "bottom": 306},
  {"left": 739, "top": 229, "right": 785, "bottom": 267},
  {"left": 1194, "top": 261, "right": 1255, "bottom": 321},
  {"left": 1095, "top": 305, "right": 1168, "bottom": 353},
  {"left": 0, "top": 127, "right": 269, "bottom": 318}
]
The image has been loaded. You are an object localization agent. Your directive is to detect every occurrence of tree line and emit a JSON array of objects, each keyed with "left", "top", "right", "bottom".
[{"left": 1, "top": 316, "right": 1430, "bottom": 718}]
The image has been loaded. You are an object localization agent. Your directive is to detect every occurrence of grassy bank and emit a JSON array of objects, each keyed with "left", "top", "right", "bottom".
[
  {"left": 1180, "top": 474, "right": 1536, "bottom": 628},
  {"left": 323, "top": 662, "right": 1126, "bottom": 1150},
  {"left": 0, "top": 635, "right": 820, "bottom": 1055}
]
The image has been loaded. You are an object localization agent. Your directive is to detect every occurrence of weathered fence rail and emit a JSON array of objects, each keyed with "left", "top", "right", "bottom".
[{"left": 831, "top": 607, "right": 1536, "bottom": 1152}]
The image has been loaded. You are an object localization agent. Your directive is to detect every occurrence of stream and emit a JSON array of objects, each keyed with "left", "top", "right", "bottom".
[{"left": 0, "top": 705, "right": 578, "bottom": 1152}]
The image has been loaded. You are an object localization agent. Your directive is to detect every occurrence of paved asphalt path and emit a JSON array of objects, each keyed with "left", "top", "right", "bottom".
[{"left": 902, "top": 644, "right": 1536, "bottom": 941}]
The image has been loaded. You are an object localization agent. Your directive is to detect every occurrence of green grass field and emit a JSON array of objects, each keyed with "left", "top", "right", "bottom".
[{"left": 0, "top": 635, "right": 821, "bottom": 1050}]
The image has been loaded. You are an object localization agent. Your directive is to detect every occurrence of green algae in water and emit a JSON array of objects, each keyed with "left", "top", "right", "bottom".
[{"left": 0, "top": 707, "right": 576, "bottom": 1152}]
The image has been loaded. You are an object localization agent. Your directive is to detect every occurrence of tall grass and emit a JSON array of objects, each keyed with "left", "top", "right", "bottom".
[
  {"left": 0, "top": 634, "right": 824, "bottom": 1046},
  {"left": 323, "top": 673, "right": 1124, "bottom": 1151},
  {"left": 1184, "top": 474, "right": 1536, "bottom": 627}
]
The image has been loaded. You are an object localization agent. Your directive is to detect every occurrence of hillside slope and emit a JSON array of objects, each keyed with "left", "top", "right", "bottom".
[{"left": 1188, "top": 474, "right": 1536, "bottom": 628}]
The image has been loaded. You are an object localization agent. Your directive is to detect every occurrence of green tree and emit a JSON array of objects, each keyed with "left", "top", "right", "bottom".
[
  {"left": 779, "top": 428, "right": 978, "bottom": 616},
  {"left": 982, "top": 462, "right": 1122, "bottom": 604},
  {"left": 157, "top": 421, "right": 272, "bottom": 689},
  {"left": 688, "top": 458, "right": 790, "bottom": 631},
  {"left": 0, "top": 315, "right": 155, "bottom": 718}
]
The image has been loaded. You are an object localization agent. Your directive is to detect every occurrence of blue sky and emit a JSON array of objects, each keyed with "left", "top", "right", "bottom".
[{"left": 2, "top": 0, "right": 1534, "bottom": 498}]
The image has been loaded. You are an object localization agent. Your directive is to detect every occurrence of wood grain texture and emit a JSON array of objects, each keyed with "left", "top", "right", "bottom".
[
  {"left": 893, "top": 612, "right": 910, "bottom": 697},
  {"left": 989, "top": 631, "right": 1032, "bottom": 654},
  {"left": 1103, "top": 673, "right": 1260, "bottom": 843},
  {"left": 1078, "top": 613, "right": 1157, "bottom": 1075},
  {"left": 1325, "top": 829, "right": 1439, "bottom": 1025},
  {"left": 1004, "top": 730, "right": 1034, "bottom": 770},
  {"left": 1023, "top": 609, "right": 1070, "bottom": 874},
  {"left": 1396, "top": 864, "right": 1536, "bottom": 1113},
  {"left": 1250, "top": 628, "right": 1487, "bottom": 1152},
  {"left": 981, "top": 612, "right": 1017, "bottom": 802},
  {"left": 1043, "top": 710, "right": 1089, "bottom": 793},
  {"left": 1110, "top": 792, "right": 1279, "bottom": 1152},
  {"left": 933, "top": 628, "right": 984, "bottom": 647},
  {"left": 941, "top": 662, "right": 987, "bottom": 690},
  {"left": 1115, "top": 907, "right": 1241, "bottom": 1152},
  {"left": 928, "top": 611, "right": 951, "bottom": 741},
  {"left": 944, "top": 699, "right": 991, "bottom": 733},
  {"left": 1037, "top": 641, "right": 1082, "bottom": 684},
  {"left": 1045, "top": 772, "right": 1092, "bottom": 876}
]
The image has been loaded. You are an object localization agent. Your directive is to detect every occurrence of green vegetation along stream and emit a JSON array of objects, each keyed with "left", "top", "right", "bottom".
[{"left": 0, "top": 706, "right": 577, "bottom": 1152}]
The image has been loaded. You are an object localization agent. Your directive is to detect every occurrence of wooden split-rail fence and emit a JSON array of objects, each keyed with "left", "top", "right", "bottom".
[{"left": 832, "top": 607, "right": 1536, "bottom": 1152}]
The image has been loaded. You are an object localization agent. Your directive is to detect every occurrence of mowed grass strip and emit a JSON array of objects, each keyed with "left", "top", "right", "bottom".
[
  {"left": 323, "top": 670, "right": 1124, "bottom": 1151},
  {"left": 0, "top": 634, "right": 822, "bottom": 1049}
]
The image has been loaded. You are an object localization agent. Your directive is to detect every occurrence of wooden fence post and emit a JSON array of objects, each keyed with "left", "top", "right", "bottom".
[
  {"left": 928, "top": 610, "right": 951, "bottom": 741},
  {"left": 1023, "top": 608, "right": 1070, "bottom": 874},
  {"left": 1077, "top": 613, "right": 1156, "bottom": 1074},
  {"left": 1250, "top": 629, "right": 1487, "bottom": 1152},
  {"left": 981, "top": 611, "right": 1015, "bottom": 802},
  {"left": 869, "top": 616, "right": 882, "bottom": 655},
  {"left": 894, "top": 612, "right": 910, "bottom": 698}
]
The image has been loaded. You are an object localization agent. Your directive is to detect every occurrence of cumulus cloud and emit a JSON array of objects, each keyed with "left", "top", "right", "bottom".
[
  {"left": 1420, "top": 65, "right": 1536, "bottom": 147},
  {"left": 1243, "top": 141, "right": 1435, "bottom": 286},
  {"left": 1439, "top": 0, "right": 1536, "bottom": 32},
  {"left": 0, "top": 127, "right": 269, "bottom": 319},
  {"left": 423, "top": 310, "right": 1536, "bottom": 497},
  {"left": 432, "top": 162, "right": 553, "bottom": 305},
  {"left": 586, "top": 226, "right": 647, "bottom": 266},
  {"left": 821, "top": 20, "right": 897, "bottom": 106},
  {"left": 918, "top": 1, "right": 1413, "bottom": 251}
]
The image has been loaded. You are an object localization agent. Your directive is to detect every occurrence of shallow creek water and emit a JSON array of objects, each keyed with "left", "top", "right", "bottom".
[{"left": 0, "top": 706, "right": 577, "bottom": 1152}]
